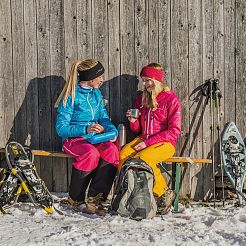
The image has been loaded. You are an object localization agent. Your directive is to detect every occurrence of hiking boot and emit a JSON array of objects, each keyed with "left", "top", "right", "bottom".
[
  {"left": 60, "top": 197, "right": 86, "bottom": 211},
  {"left": 83, "top": 193, "right": 107, "bottom": 216},
  {"left": 156, "top": 188, "right": 176, "bottom": 215}
]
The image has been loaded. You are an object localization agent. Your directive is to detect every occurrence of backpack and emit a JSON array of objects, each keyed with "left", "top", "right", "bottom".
[{"left": 110, "top": 158, "right": 157, "bottom": 220}]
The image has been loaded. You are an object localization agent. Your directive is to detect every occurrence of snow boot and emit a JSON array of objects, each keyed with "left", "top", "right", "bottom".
[
  {"left": 59, "top": 197, "right": 86, "bottom": 212},
  {"left": 156, "top": 188, "right": 175, "bottom": 215},
  {"left": 83, "top": 193, "right": 107, "bottom": 216}
]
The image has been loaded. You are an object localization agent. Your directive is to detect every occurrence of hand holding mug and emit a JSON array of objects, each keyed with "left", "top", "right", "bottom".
[{"left": 126, "top": 109, "right": 139, "bottom": 123}]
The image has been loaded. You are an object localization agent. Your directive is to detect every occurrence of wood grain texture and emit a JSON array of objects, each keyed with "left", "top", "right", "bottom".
[
  {"left": 188, "top": 0, "right": 204, "bottom": 200},
  {"left": 0, "top": 0, "right": 13, "bottom": 147},
  {"left": 108, "top": 0, "right": 121, "bottom": 126},
  {"left": 202, "top": 0, "right": 214, "bottom": 201},
  {"left": 36, "top": 0, "right": 52, "bottom": 190},
  {"left": 171, "top": 0, "right": 189, "bottom": 198},
  {"left": 235, "top": 0, "right": 246, "bottom": 137},
  {"left": 50, "top": 0, "right": 67, "bottom": 192},
  {"left": 24, "top": 0, "right": 41, "bottom": 174}
]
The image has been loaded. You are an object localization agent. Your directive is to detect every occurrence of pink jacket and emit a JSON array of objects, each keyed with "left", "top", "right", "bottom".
[{"left": 130, "top": 90, "right": 182, "bottom": 148}]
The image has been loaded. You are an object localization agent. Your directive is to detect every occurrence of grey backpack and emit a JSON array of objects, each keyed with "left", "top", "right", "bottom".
[{"left": 110, "top": 158, "right": 157, "bottom": 220}]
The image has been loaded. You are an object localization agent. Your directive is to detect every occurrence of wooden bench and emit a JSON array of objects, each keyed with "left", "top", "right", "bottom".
[
  {"left": 158, "top": 158, "right": 212, "bottom": 212},
  {"left": 0, "top": 148, "right": 212, "bottom": 212}
]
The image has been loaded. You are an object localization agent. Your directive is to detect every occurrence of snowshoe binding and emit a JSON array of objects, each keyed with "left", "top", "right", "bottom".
[{"left": 4, "top": 141, "right": 54, "bottom": 214}]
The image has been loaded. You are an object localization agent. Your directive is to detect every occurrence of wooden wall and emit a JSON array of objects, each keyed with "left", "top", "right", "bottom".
[{"left": 0, "top": 0, "right": 245, "bottom": 200}]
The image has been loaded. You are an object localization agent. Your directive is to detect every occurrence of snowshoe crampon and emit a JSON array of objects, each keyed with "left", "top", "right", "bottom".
[{"left": 4, "top": 141, "right": 54, "bottom": 214}]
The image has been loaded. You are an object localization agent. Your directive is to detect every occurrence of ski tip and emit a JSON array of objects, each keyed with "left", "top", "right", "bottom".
[{"left": 44, "top": 206, "right": 53, "bottom": 214}]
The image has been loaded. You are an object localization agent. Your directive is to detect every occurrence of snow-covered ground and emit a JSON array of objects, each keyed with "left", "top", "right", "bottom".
[{"left": 0, "top": 195, "right": 246, "bottom": 246}]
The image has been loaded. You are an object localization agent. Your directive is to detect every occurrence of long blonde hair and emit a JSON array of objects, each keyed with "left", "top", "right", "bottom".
[
  {"left": 142, "top": 63, "right": 166, "bottom": 109},
  {"left": 54, "top": 59, "right": 98, "bottom": 108}
]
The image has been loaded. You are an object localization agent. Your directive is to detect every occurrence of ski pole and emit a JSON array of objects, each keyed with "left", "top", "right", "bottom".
[{"left": 213, "top": 79, "right": 225, "bottom": 207}]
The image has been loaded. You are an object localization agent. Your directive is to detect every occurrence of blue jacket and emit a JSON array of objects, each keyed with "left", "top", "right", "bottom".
[{"left": 56, "top": 85, "right": 118, "bottom": 143}]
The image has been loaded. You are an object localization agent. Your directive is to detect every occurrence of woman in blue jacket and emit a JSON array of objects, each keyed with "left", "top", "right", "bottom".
[{"left": 55, "top": 59, "right": 119, "bottom": 216}]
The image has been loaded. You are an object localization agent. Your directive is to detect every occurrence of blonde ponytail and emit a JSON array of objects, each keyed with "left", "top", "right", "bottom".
[{"left": 54, "top": 59, "right": 98, "bottom": 108}]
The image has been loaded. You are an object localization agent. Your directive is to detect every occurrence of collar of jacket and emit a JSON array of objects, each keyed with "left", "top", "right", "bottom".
[
  {"left": 156, "top": 89, "right": 172, "bottom": 101},
  {"left": 76, "top": 84, "right": 93, "bottom": 94}
]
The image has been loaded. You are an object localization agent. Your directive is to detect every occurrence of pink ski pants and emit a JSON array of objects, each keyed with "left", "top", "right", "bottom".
[{"left": 63, "top": 137, "right": 119, "bottom": 171}]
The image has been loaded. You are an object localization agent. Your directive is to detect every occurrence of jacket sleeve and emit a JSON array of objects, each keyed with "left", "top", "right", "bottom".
[
  {"left": 97, "top": 95, "right": 118, "bottom": 137},
  {"left": 144, "top": 97, "right": 182, "bottom": 147},
  {"left": 129, "top": 94, "right": 142, "bottom": 134},
  {"left": 55, "top": 96, "right": 88, "bottom": 139}
]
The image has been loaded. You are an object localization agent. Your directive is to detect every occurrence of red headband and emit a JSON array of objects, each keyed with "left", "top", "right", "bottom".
[{"left": 140, "top": 66, "right": 164, "bottom": 83}]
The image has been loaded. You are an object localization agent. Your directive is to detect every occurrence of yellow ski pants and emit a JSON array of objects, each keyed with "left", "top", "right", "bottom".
[{"left": 119, "top": 137, "right": 175, "bottom": 197}]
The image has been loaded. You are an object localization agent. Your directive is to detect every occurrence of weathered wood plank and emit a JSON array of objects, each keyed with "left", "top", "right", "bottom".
[
  {"left": 93, "top": 0, "right": 109, "bottom": 110},
  {"left": 77, "top": 0, "right": 92, "bottom": 59},
  {"left": 224, "top": 0, "right": 236, "bottom": 124},
  {"left": 171, "top": 0, "right": 189, "bottom": 198},
  {"left": 0, "top": 0, "right": 13, "bottom": 147},
  {"left": 24, "top": 0, "right": 41, "bottom": 174},
  {"left": 202, "top": 0, "right": 215, "bottom": 201},
  {"left": 188, "top": 0, "right": 204, "bottom": 200},
  {"left": 108, "top": 0, "right": 121, "bottom": 125},
  {"left": 148, "top": 0, "right": 159, "bottom": 62},
  {"left": 11, "top": 0, "right": 27, "bottom": 145},
  {"left": 63, "top": 0, "right": 78, "bottom": 191},
  {"left": 235, "top": 0, "right": 246, "bottom": 137},
  {"left": 50, "top": 0, "right": 67, "bottom": 192},
  {"left": 64, "top": 0, "right": 78, "bottom": 75},
  {"left": 158, "top": 0, "right": 171, "bottom": 84},
  {"left": 220, "top": 0, "right": 238, "bottom": 200},
  {"left": 135, "top": 0, "right": 148, "bottom": 83},
  {"left": 36, "top": 0, "right": 53, "bottom": 190},
  {"left": 120, "top": 0, "right": 138, "bottom": 140},
  {"left": 213, "top": 0, "right": 225, "bottom": 180}
]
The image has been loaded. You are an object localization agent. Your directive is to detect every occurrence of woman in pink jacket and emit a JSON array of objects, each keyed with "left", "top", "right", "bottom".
[{"left": 119, "top": 63, "right": 182, "bottom": 213}]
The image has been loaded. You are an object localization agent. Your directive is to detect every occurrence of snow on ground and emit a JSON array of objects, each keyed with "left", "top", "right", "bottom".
[{"left": 0, "top": 195, "right": 246, "bottom": 246}]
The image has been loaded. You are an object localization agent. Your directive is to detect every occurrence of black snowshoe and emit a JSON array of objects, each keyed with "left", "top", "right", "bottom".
[
  {"left": 0, "top": 141, "right": 54, "bottom": 214},
  {"left": 0, "top": 168, "right": 19, "bottom": 212}
]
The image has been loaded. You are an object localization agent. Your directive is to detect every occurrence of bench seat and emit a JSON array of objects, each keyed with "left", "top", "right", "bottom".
[{"left": 0, "top": 148, "right": 212, "bottom": 212}]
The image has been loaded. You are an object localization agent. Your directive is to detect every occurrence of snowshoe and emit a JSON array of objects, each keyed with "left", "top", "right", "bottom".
[
  {"left": 5, "top": 141, "right": 54, "bottom": 214},
  {"left": 0, "top": 168, "right": 20, "bottom": 212},
  {"left": 221, "top": 122, "right": 246, "bottom": 205}
]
